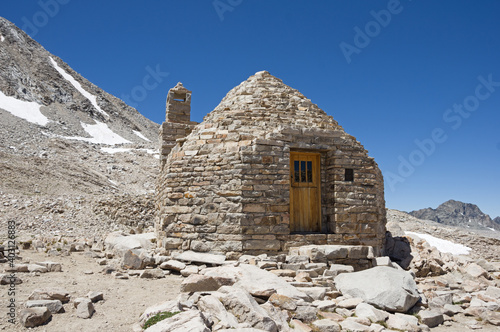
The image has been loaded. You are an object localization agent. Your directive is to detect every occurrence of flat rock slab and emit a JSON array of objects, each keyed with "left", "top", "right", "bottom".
[
  {"left": 334, "top": 266, "right": 419, "bottom": 313},
  {"left": 25, "top": 300, "right": 64, "bottom": 313},
  {"left": 204, "top": 264, "right": 311, "bottom": 302},
  {"left": 28, "top": 288, "right": 70, "bottom": 303},
  {"left": 172, "top": 251, "right": 226, "bottom": 265}
]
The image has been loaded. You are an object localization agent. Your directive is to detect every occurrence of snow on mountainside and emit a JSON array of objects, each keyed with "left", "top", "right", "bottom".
[{"left": 0, "top": 16, "right": 160, "bottom": 197}]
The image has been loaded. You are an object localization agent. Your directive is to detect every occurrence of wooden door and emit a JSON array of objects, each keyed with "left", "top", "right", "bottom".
[{"left": 290, "top": 151, "right": 321, "bottom": 232}]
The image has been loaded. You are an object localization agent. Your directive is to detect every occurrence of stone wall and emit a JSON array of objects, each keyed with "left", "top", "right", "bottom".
[{"left": 156, "top": 71, "right": 386, "bottom": 258}]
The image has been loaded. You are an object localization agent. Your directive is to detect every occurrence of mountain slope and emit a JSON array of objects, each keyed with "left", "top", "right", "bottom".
[
  {"left": 409, "top": 199, "right": 499, "bottom": 231},
  {"left": 0, "top": 17, "right": 160, "bottom": 197},
  {"left": 0, "top": 16, "right": 158, "bottom": 145}
]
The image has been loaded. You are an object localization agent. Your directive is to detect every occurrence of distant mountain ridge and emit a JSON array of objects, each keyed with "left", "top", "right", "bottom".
[{"left": 410, "top": 199, "right": 500, "bottom": 231}]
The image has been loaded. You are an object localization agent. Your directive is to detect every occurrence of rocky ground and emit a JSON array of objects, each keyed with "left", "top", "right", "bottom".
[{"left": 1, "top": 211, "right": 499, "bottom": 331}]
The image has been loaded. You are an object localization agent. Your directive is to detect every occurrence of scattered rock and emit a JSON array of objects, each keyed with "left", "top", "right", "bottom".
[
  {"left": 339, "top": 317, "right": 371, "bottom": 332},
  {"left": 140, "top": 269, "right": 165, "bottom": 279},
  {"left": 122, "top": 249, "right": 147, "bottom": 270},
  {"left": 419, "top": 309, "right": 444, "bottom": 328},
  {"left": 180, "top": 265, "right": 199, "bottom": 277},
  {"left": 465, "top": 263, "right": 489, "bottom": 279},
  {"left": 354, "top": 302, "right": 389, "bottom": 323},
  {"left": 180, "top": 274, "right": 220, "bottom": 293},
  {"left": 293, "top": 305, "right": 318, "bottom": 323},
  {"left": 20, "top": 307, "right": 52, "bottom": 327},
  {"left": 312, "top": 319, "right": 341, "bottom": 332},
  {"left": 337, "top": 297, "right": 363, "bottom": 309},
  {"left": 87, "top": 291, "right": 104, "bottom": 303},
  {"left": 0, "top": 273, "right": 22, "bottom": 285},
  {"left": 159, "top": 259, "right": 186, "bottom": 272},
  {"left": 76, "top": 298, "right": 95, "bottom": 319},
  {"left": 269, "top": 293, "right": 297, "bottom": 311},
  {"left": 386, "top": 313, "right": 420, "bottom": 331},
  {"left": 25, "top": 300, "right": 64, "bottom": 314}
]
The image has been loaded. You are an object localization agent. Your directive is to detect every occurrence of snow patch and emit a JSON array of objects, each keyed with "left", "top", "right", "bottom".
[
  {"left": 49, "top": 57, "right": 108, "bottom": 117},
  {"left": 0, "top": 90, "right": 49, "bottom": 126},
  {"left": 100, "top": 147, "right": 159, "bottom": 156},
  {"left": 1, "top": 35, "right": 5, "bottom": 42},
  {"left": 101, "top": 147, "right": 132, "bottom": 154},
  {"left": 405, "top": 231, "right": 471, "bottom": 255},
  {"left": 133, "top": 130, "right": 150, "bottom": 142},
  {"left": 487, "top": 227, "right": 496, "bottom": 232},
  {"left": 64, "top": 121, "right": 131, "bottom": 145}
]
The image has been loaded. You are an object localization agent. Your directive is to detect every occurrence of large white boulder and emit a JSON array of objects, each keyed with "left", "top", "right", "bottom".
[
  {"left": 334, "top": 266, "right": 420, "bottom": 313},
  {"left": 203, "top": 264, "right": 311, "bottom": 301},
  {"left": 105, "top": 232, "right": 156, "bottom": 256}
]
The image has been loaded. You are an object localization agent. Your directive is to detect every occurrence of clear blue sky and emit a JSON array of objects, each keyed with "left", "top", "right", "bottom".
[{"left": 3, "top": 1, "right": 500, "bottom": 218}]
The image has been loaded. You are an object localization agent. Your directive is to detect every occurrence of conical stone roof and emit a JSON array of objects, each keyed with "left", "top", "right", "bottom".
[{"left": 168, "top": 70, "right": 366, "bottom": 160}]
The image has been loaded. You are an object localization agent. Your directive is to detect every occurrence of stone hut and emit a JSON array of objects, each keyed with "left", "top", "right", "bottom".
[{"left": 156, "top": 71, "right": 386, "bottom": 258}]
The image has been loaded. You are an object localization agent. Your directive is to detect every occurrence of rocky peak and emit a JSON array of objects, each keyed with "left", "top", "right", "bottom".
[{"left": 409, "top": 199, "right": 499, "bottom": 231}]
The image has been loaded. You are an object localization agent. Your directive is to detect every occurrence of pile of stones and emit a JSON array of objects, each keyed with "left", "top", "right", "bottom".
[{"left": 20, "top": 289, "right": 103, "bottom": 327}]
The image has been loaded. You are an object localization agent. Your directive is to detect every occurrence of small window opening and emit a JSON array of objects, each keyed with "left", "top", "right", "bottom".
[
  {"left": 173, "top": 93, "right": 186, "bottom": 102},
  {"left": 345, "top": 168, "right": 354, "bottom": 182}
]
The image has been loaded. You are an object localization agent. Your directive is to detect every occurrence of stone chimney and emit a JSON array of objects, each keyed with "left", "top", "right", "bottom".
[
  {"left": 165, "top": 82, "right": 191, "bottom": 123},
  {"left": 159, "top": 82, "right": 197, "bottom": 169}
]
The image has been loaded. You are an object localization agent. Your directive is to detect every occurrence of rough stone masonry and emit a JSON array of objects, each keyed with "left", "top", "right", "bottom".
[{"left": 156, "top": 71, "right": 386, "bottom": 259}]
